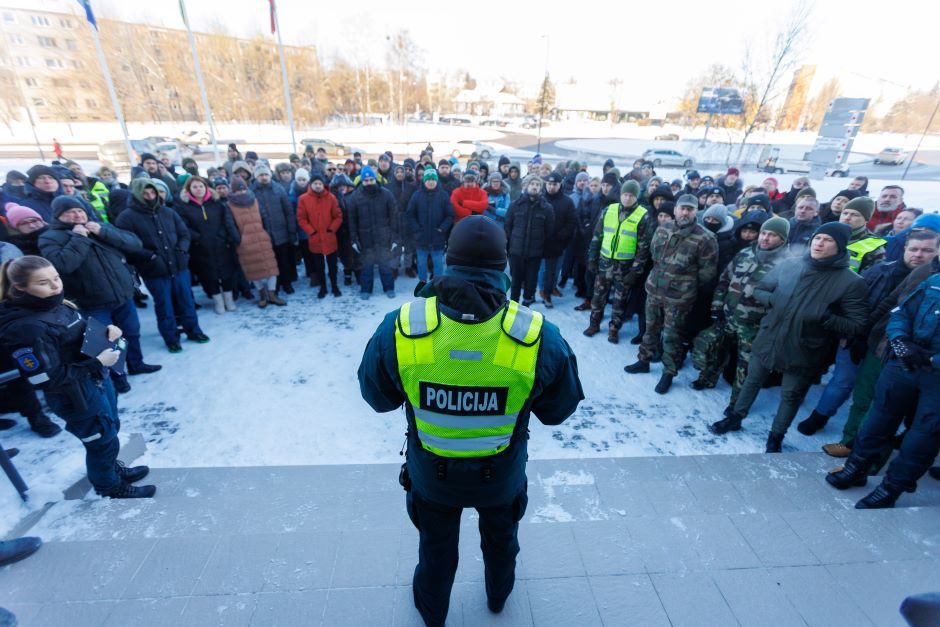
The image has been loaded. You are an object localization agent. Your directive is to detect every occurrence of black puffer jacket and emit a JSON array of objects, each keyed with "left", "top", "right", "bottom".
[
  {"left": 114, "top": 179, "right": 191, "bottom": 279},
  {"left": 38, "top": 220, "right": 142, "bottom": 310},
  {"left": 543, "top": 189, "right": 577, "bottom": 258},
  {"left": 177, "top": 195, "right": 241, "bottom": 285},
  {"left": 348, "top": 183, "right": 399, "bottom": 251},
  {"left": 505, "top": 192, "right": 555, "bottom": 258},
  {"left": 251, "top": 180, "right": 295, "bottom": 246}
]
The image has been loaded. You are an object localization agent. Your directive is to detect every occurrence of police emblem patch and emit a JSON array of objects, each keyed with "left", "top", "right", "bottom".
[{"left": 12, "top": 347, "right": 41, "bottom": 372}]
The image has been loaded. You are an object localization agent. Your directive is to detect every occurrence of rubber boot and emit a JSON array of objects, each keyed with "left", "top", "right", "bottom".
[
  {"left": 222, "top": 291, "right": 237, "bottom": 312},
  {"left": 211, "top": 293, "right": 225, "bottom": 315}
]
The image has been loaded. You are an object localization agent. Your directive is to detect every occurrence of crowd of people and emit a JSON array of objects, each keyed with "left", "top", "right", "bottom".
[{"left": 1, "top": 140, "right": 939, "bottom": 509}]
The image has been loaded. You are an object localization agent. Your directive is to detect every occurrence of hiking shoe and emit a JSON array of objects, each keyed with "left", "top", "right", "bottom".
[
  {"left": 623, "top": 360, "right": 650, "bottom": 374},
  {"left": 116, "top": 461, "right": 150, "bottom": 484},
  {"left": 856, "top": 482, "right": 903, "bottom": 509},
  {"left": 797, "top": 410, "right": 831, "bottom": 436},
  {"left": 822, "top": 443, "right": 852, "bottom": 458},
  {"left": 98, "top": 482, "right": 156, "bottom": 499}
]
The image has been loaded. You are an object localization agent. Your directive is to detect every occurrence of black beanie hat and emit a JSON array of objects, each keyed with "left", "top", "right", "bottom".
[
  {"left": 601, "top": 171, "right": 619, "bottom": 187},
  {"left": 6, "top": 170, "right": 26, "bottom": 184},
  {"left": 656, "top": 201, "right": 675, "bottom": 219},
  {"left": 51, "top": 195, "right": 86, "bottom": 218},
  {"left": 26, "top": 164, "right": 58, "bottom": 184},
  {"left": 812, "top": 222, "right": 852, "bottom": 254},
  {"left": 746, "top": 193, "right": 771, "bottom": 211},
  {"left": 445, "top": 215, "right": 507, "bottom": 271},
  {"left": 139, "top": 152, "right": 158, "bottom": 165},
  {"left": 498, "top": 155, "right": 511, "bottom": 167}
]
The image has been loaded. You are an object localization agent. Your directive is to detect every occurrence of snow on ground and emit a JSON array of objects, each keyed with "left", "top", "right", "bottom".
[{"left": 1, "top": 274, "right": 849, "bottom": 536}]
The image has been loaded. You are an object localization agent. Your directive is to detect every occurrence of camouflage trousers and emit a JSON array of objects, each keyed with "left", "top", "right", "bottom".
[
  {"left": 696, "top": 322, "right": 759, "bottom": 408},
  {"left": 638, "top": 297, "right": 691, "bottom": 375},
  {"left": 589, "top": 272, "right": 628, "bottom": 330}
]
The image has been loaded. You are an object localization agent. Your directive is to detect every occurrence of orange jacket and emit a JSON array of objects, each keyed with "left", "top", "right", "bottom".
[
  {"left": 297, "top": 187, "right": 342, "bottom": 255},
  {"left": 450, "top": 186, "right": 488, "bottom": 222}
]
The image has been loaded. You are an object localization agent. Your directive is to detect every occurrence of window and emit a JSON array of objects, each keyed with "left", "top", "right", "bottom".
[
  {"left": 52, "top": 78, "right": 68, "bottom": 87},
  {"left": 45, "top": 58, "right": 64, "bottom": 69},
  {"left": 60, "top": 18, "right": 73, "bottom": 28},
  {"left": 7, "top": 34, "right": 24, "bottom": 45},
  {"left": 65, "top": 39, "right": 77, "bottom": 51},
  {"left": 24, "top": 78, "right": 38, "bottom": 87},
  {"left": 71, "top": 59, "right": 84, "bottom": 69},
  {"left": 32, "top": 97, "right": 45, "bottom": 106},
  {"left": 85, "top": 99, "right": 97, "bottom": 109},
  {"left": 38, "top": 36, "right": 57, "bottom": 48},
  {"left": 30, "top": 15, "right": 50, "bottom": 27},
  {"left": 2, "top": 12, "right": 15, "bottom": 23},
  {"left": 16, "top": 56, "right": 30, "bottom": 67}
]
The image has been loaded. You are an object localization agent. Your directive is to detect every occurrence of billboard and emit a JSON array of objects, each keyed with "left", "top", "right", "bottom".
[{"left": 696, "top": 87, "right": 745, "bottom": 115}]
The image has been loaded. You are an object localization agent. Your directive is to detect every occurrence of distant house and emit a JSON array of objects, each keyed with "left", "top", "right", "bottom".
[
  {"left": 554, "top": 82, "right": 670, "bottom": 123},
  {"left": 453, "top": 89, "right": 525, "bottom": 118}
]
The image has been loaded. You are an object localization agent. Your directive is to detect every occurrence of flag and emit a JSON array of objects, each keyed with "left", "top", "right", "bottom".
[
  {"left": 77, "top": 0, "right": 97, "bottom": 29},
  {"left": 269, "top": 0, "right": 276, "bottom": 34}
]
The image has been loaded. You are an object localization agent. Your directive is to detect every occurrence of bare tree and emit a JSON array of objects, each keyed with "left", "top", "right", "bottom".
[{"left": 735, "top": 2, "right": 813, "bottom": 162}]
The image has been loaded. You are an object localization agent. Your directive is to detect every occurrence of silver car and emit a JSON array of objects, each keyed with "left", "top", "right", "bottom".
[{"left": 642, "top": 149, "right": 693, "bottom": 168}]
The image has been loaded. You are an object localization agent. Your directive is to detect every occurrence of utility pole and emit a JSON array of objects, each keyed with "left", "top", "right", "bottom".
[{"left": 902, "top": 97, "right": 940, "bottom": 181}]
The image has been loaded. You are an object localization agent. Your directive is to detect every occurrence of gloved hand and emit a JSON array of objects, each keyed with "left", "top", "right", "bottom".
[
  {"left": 848, "top": 336, "right": 867, "bottom": 364},
  {"left": 890, "top": 337, "right": 932, "bottom": 371},
  {"left": 587, "top": 260, "right": 598, "bottom": 275},
  {"left": 352, "top": 242, "right": 361, "bottom": 254}
]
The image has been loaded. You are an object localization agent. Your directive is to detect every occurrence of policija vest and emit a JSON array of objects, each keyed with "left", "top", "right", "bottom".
[
  {"left": 600, "top": 204, "right": 647, "bottom": 260},
  {"left": 395, "top": 296, "right": 543, "bottom": 458},
  {"left": 847, "top": 237, "right": 886, "bottom": 273}
]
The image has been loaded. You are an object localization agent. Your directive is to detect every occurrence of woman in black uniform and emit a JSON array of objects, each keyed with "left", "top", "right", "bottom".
[{"left": 0, "top": 256, "right": 155, "bottom": 498}]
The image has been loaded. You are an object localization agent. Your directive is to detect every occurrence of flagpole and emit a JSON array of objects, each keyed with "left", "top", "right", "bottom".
[
  {"left": 83, "top": 5, "right": 134, "bottom": 170},
  {"left": 271, "top": 1, "right": 297, "bottom": 153},
  {"left": 179, "top": 0, "right": 221, "bottom": 165}
]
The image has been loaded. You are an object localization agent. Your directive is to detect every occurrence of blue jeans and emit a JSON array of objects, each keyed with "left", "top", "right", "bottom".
[
  {"left": 143, "top": 271, "right": 202, "bottom": 346},
  {"left": 416, "top": 248, "right": 444, "bottom": 282},
  {"left": 814, "top": 345, "right": 860, "bottom": 417},
  {"left": 360, "top": 249, "right": 395, "bottom": 294},
  {"left": 46, "top": 377, "right": 121, "bottom": 492},
  {"left": 84, "top": 298, "right": 144, "bottom": 372}
]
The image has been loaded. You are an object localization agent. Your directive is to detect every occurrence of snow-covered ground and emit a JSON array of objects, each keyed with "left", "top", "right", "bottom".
[{"left": 1, "top": 275, "right": 851, "bottom": 536}]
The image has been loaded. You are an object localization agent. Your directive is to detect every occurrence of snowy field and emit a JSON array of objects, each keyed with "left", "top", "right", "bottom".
[{"left": 1, "top": 274, "right": 849, "bottom": 536}]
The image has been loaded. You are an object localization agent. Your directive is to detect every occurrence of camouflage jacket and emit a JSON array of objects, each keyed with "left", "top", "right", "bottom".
[
  {"left": 587, "top": 203, "right": 654, "bottom": 285},
  {"left": 646, "top": 221, "right": 718, "bottom": 305},
  {"left": 712, "top": 242, "right": 789, "bottom": 328},
  {"left": 849, "top": 226, "right": 886, "bottom": 275}
]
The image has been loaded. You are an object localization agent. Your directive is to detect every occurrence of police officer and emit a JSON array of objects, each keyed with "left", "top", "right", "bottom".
[
  {"left": 358, "top": 216, "right": 584, "bottom": 626},
  {"left": 0, "top": 256, "right": 155, "bottom": 499}
]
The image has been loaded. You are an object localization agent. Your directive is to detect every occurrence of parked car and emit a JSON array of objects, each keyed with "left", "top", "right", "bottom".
[
  {"left": 641, "top": 149, "right": 693, "bottom": 168},
  {"left": 155, "top": 141, "right": 193, "bottom": 167},
  {"left": 298, "top": 138, "right": 356, "bottom": 156},
  {"left": 874, "top": 147, "right": 907, "bottom": 165},
  {"left": 758, "top": 146, "right": 850, "bottom": 177},
  {"left": 451, "top": 141, "right": 497, "bottom": 159},
  {"left": 480, "top": 119, "right": 509, "bottom": 127},
  {"left": 178, "top": 129, "right": 212, "bottom": 145},
  {"left": 654, "top": 133, "right": 680, "bottom": 141},
  {"left": 97, "top": 138, "right": 158, "bottom": 175}
]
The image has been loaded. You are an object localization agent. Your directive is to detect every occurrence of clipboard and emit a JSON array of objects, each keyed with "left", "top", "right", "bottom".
[{"left": 81, "top": 316, "right": 127, "bottom": 375}]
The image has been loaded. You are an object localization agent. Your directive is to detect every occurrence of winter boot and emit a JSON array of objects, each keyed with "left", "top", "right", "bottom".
[
  {"left": 855, "top": 481, "right": 904, "bottom": 509},
  {"left": 797, "top": 410, "right": 831, "bottom": 436},
  {"left": 28, "top": 412, "right": 61, "bottom": 438},
  {"left": 116, "top": 460, "right": 150, "bottom": 483},
  {"left": 258, "top": 288, "right": 269, "bottom": 308},
  {"left": 112, "top": 375, "right": 131, "bottom": 394},
  {"left": 211, "top": 293, "right": 225, "bottom": 314},
  {"left": 0, "top": 418, "right": 16, "bottom": 431},
  {"left": 607, "top": 327, "right": 619, "bottom": 344},
  {"left": 825, "top": 458, "right": 870, "bottom": 489},
  {"left": 583, "top": 312, "right": 602, "bottom": 336},
  {"left": 133, "top": 288, "right": 148, "bottom": 309},
  {"left": 552, "top": 287, "right": 562, "bottom": 297},
  {"left": 98, "top": 481, "right": 156, "bottom": 499},
  {"left": 765, "top": 432, "right": 784, "bottom": 453},
  {"left": 309, "top": 275, "right": 320, "bottom": 288},
  {"left": 623, "top": 360, "right": 650, "bottom": 374},
  {"left": 630, "top": 332, "right": 644, "bottom": 345},
  {"left": 268, "top": 290, "right": 287, "bottom": 306},
  {"left": 344, "top": 272, "right": 353, "bottom": 286},
  {"left": 222, "top": 291, "right": 237, "bottom": 312},
  {"left": 709, "top": 412, "right": 743, "bottom": 435},
  {"left": 654, "top": 373, "right": 673, "bottom": 394},
  {"left": 128, "top": 362, "right": 162, "bottom": 375},
  {"left": 691, "top": 378, "right": 715, "bottom": 390},
  {"left": 543, "top": 296, "right": 554, "bottom": 309},
  {"left": 332, "top": 285, "right": 342, "bottom": 297},
  {"left": 574, "top": 299, "right": 591, "bottom": 311},
  {"left": 0, "top": 536, "right": 41, "bottom": 567},
  {"left": 4, "top": 447, "right": 17, "bottom": 458},
  {"left": 822, "top": 442, "right": 852, "bottom": 458},
  {"left": 188, "top": 332, "right": 210, "bottom": 343},
  {"left": 521, "top": 298, "right": 535, "bottom": 307},
  {"left": 318, "top": 286, "right": 328, "bottom": 299}
]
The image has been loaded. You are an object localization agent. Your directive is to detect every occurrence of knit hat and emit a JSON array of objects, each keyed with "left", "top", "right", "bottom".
[
  {"left": 620, "top": 180, "right": 641, "bottom": 197},
  {"left": 308, "top": 172, "right": 325, "bottom": 185},
  {"left": 912, "top": 213, "right": 940, "bottom": 233},
  {"left": 289, "top": 153, "right": 300, "bottom": 161},
  {"left": 726, "top": 167, "right": 740, "bottom": 177},
  {"left": 575, "top": 172, "right": 590, "bottom": 183},
  {"left": 656, "top": 202, "right": 675, "bottom": 219},
  {"left": 676, "top": 194, "right": 698, "bottom": 208},
  {"left": 6, "top": 170, "right": 26, "bottom": 184},
  {"left": 26, "top": 164, "right": 57, "bottom": 184},
  {"left": 403, "top": 158, "right": 416, "bottom": 169},
  {"left": 210, "top": 176, "right": 229, "bottom": 188},
  {"left": 601, "top": 171, "right": 620, "bottom": 187},
  {"left": 746, "top": 193, "right": 771, "bottom": 211},
  {"left": 760, "top": 216, "right": 790, "bottom": 241},
  {"left": 463, "top": 169, "right": 479, "bottom": 181},
  {"left": 686, "top": 169, "right": 701, "bottom": 180},
  {"left": 423, "top": 169, "right": 439, "bottom": 182},
  {"left": 228, "top": 143, "right": 238, "bottom": 151},
  {"left": 182, "top": 157, "right": 198, "bottom": 169},
  {"left": 330, "top": 172, "right": 354, "bottom": 188},
  {"left": 546, "top": 172, "right": 563, "bottom": 184},
  {"left": 521, "top": 174, "right": 543, "bottom": 190},
  {"left": 831, "top": 188, "right": 861, "bottom": 203},
  {"left": 245, "top": 151, "right": 259, "bottom": 161},
  {"left": 4, "top": 203, "right": 43, "bottom": 227},
  {"left": 703, "top": 204, "right": 729, "bottom": 224},
  {"left": 844, "top": 196, "right": 875, "bottom": 221},
  {"left": 795, "top": 186, "right": 817, "bottom": 199},
  {"left": 149, "top": 178, "right": 170, "bottom": 197},
  {"left": 445, "top": 215, "right": 507, "bottom": 271},
  {"left": 51, "top": 195, "right": 86, "bottom": 219},
  {"left": 232, "top": 160, "right": 251, "bottom": 175},
  {"left": 293, "top": 168, "right": 309, "bottom": 182},
  {"left": 703, "top": 185, "right": 723, "bottom": 197},
  {"left": 253, "top": 164, "right": 272, "bottom": 178},
  {"left": 737, "top": 210, "right": 770, "bottom": 232},
  {"left": 529, "top": 154, "right": 543, "bottom": 165},
  {"left": 138, "top": 152, "right": 158, "bottom": 165},
  {"left": 488, "top": 172, "right": 502, "bottom": 183},
  {"left": 701, "top": 175, "right": 715, "bottom": 185},
  {"left": 359, "top": 166, "right": 377, "bottom": 181},
  {"left": 438, "top": 159, "right": 451, "bottom": 168},
  {"left": 813, "top": 222, "right": 852, "bottom": 253}
]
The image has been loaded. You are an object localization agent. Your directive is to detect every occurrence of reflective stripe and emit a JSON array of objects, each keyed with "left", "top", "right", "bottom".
[
  {"left": 415, "top": 407, "right": 518, "bottom": 430},
  {"left": 846, "top": 237, "right": 886, "bottom": 273},
  {"left": 81, "top": 433, "right": 102, "bottom": 443},
  {"left": 27, "top": 372, "right": 49, "bottom": 385},
  {"left": 600, "top": 205, "right": 647, "bottom": 260},
  {"left": 508, "top": 305, "right": 534, "bottom": 341},
  {"left": 409, "top": 299, "right": 429, "bottom": 335},
  {"left": 418, "top": 430, "right": 511, "bottom": 453},
  {"left": 449, "top": 350, "right": 482, "bottom": 361}
]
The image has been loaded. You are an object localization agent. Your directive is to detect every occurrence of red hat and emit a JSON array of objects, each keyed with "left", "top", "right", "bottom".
[{"left": 726, "top": 167, "right": 740, "bottom": 176}]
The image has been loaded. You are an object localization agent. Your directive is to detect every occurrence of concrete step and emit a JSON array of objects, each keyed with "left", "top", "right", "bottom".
[{"left": 2, "top": 453, "right": 939, "bottom": 626}]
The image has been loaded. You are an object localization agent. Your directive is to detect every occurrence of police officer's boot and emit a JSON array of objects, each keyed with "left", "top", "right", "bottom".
[
  {"left": 826, "top": 456, "right": 871, "bottom": 489},
  {"left": 27, "top": 411, "right": 62, "bottom": 438},
  {"left": 855, "top": 480, "right": 904, "bottom": 509},
  {"left": 797, "top": 410, "right": 831, "bottom": 436}
]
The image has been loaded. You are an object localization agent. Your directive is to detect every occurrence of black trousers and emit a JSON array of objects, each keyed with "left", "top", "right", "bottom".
[
  {"left": 272, "top": 243, "right": 297, "bottom": 290},
  {"left": 406, "top": 489, "right": 527, "bottom": 626},
  {"left": 509, "top": 255, "right": 540, "bottom": 302},
  {"left": 311, "top": 252, "right": 338, "bottom": 291}
]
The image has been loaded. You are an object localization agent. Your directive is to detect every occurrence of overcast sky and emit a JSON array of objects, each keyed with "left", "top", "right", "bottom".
[{"left": 26, "top": 0, "right": 940, "bottom": 108}]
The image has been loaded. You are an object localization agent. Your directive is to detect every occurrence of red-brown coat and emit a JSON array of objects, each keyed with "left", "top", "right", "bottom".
[
  {"left": 296, "top": 187, "right": 342, "bottom": 255},
  {"left": 229, "top": 200, "right": 279, "bottom": 281}
]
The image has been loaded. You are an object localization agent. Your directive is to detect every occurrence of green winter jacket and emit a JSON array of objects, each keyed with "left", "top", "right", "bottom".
[
  {"left": 712, "top": 241, "right": 788, "bottom": 328},
  {"left": 645, "top": 220, "right": 718, "bottom": 305}
]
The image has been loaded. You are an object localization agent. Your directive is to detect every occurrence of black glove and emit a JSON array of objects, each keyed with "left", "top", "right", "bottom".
[
  {"left": 890, "top": 338, "right": 932, "bottom": 371},
  {"left": 847, "top": 337, "right": 867, "bottom": 365}
]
